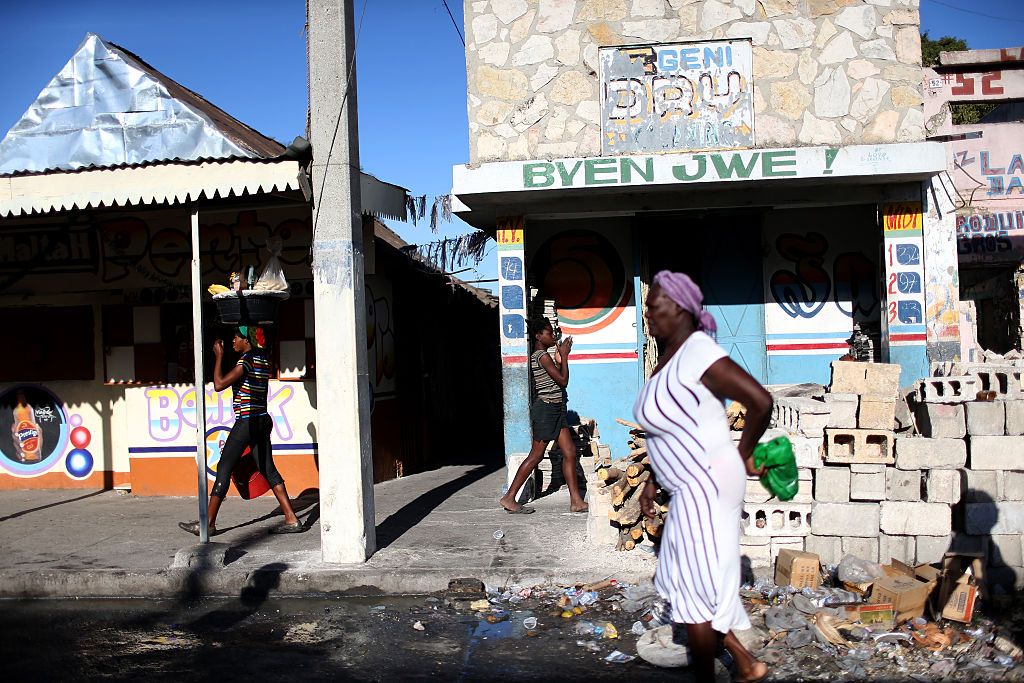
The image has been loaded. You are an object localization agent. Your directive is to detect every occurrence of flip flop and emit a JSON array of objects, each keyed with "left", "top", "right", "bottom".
[
  {"left": 269, "top": 521, "right": 307, "bottom": 534},
  {"left": 503, "top": 505, "right": 536, "bottom": 514},
  {"left": 178, "top": 520, "right": 216, "bottom": 537}
]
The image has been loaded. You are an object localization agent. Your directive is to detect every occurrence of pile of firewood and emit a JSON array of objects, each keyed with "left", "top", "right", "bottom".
[{"left": 594, "top": 418, "right": 668, "bottom": 551}]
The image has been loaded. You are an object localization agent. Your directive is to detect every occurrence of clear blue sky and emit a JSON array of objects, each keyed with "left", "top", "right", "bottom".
[{"left": 1, "top": 0, "right": 1022, "bottom": 290}]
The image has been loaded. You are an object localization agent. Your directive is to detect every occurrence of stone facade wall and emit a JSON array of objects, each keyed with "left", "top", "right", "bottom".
[{"left": 465, "top": 0, "right": 927, "bottom": 165}]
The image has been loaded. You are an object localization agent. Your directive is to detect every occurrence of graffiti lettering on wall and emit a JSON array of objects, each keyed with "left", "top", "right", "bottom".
[
  {"left": 956, "top": 211, "right": 1024, "bottom": 256},
  {"left": 0, "top": 385, "right": 95, "bottom": 479},
  {"left": 366, "top": 280, "right": 396, "bottom": 401},
  {"left": 953, "top": 150, "right": 1024, "bottom": 198},
  {"left": 144, "top": 384, "right": 295, "bottom": 442},
  {"left": 598, "top": 40, "right": 753, "bottom": 155},
  {"left": 531, "top": 230, "right": 633, "bottom": 335},
  {"left": 768, "top": 233, "right": 879, "bottom": 320},
  {"left": 0, "top": 210, "right": 312, "bottom": 293}
]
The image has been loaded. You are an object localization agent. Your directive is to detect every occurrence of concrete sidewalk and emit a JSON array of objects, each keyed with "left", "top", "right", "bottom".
[{"left": 0, "top": 465, "right": 654, "bottom": 598}]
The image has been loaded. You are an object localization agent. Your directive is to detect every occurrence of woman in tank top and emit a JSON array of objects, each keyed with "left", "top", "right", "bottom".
[{"left": 499, "top": 317, "right": 588, "bottom": 514}]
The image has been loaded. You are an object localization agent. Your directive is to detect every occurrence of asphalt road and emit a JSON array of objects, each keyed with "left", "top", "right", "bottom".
[{"left": 1, "top": 595, "right": 693, "bottom": 682}]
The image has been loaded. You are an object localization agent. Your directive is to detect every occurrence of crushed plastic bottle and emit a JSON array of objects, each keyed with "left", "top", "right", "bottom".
[
  {"left": 522, "top": 617, "right": 538, "bottom": 630},
  {"left": 631, "top": 621, "right": 646, "bottom": 636},
  {"left": 799, "top": 586, "right": 862, "bottom": 607},
  {"left": 578, "top": 591, "right": 599, "bottom": 606},
  {"left": 492, "top": 530, "right": 505, "bottom": 540},
  {"left": 640, "top": 598, "right": 672, "bottom": 628},
  {"left": 994, "top": 653, "right": 1015, "bottom": 667},
  {"left": 575, "top": 621, "right": 597, "bottom": 636}
]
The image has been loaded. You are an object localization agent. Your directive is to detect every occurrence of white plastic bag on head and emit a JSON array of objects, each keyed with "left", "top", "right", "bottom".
[{"left": 253, "top": 238, "right": 289, "bottom": 293}]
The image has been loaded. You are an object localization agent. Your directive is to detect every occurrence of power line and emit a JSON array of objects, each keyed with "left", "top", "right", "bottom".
[
  {"left": 923, "top": 0, "right": 1024, "bottom": 25},
  {"left": 441, "top": 0, "right": 465, "bottom": 46}
]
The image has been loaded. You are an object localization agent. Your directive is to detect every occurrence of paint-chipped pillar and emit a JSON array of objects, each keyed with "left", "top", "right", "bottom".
[
  {"left": 880, "top": 198, "right": 930, "bottom": 386},
  {"left": 922, "top": 175, "right": 962, "bottom": 363},
  {"left": 308, "top": 0, "right": 375, "bottom": 563},
  {"left": 496, "top": 217, "right": 532, "bottom": 477}
]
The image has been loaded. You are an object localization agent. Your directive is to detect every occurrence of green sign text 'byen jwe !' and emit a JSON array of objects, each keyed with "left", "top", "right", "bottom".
[{"left": 522, "top": 150, "right": 800, "bottom": 188}]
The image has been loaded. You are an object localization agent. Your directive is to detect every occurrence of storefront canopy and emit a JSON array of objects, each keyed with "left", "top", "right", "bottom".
[{"left": 451, "top": 142, "right": 948, "bottom": 229}]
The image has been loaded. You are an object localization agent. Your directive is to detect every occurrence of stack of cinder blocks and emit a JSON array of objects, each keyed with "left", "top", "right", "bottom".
[{"left": 740, "top": 358, "right": 1024, "bottom": 592}]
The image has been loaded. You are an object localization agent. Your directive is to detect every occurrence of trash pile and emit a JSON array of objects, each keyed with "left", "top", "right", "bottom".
[{"left": 740, "top": 549, "right": 1024, "bottom": 680}]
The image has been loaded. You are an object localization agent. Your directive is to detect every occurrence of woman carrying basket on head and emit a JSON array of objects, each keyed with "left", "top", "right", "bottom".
[{"left": 179, "top": 325, "right": 305, "bottom": 536}]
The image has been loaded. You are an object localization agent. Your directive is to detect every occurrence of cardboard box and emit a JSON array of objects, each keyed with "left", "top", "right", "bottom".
[
  {"left": 855, "top": 602, "right": 896, "bottom": 630},
  {"left": 775, "top": 549, "right": 821, "bottom": 589},
  {"left": 934, "top": 553, "right": 985, "bottom": 623},
  {"left": 869, "top": 559, "right": 939, "bottom": 623}
]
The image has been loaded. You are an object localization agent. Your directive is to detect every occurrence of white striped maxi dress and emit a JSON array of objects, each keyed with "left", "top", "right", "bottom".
[{"left": 633, "top": 331, "right": 751, "bottom": 633}]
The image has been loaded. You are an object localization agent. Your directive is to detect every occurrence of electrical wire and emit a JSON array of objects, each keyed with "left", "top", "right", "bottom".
[
  {"left": 310, "top": 0, "right": 370, "bottom": 250},
  {"left": 441, "top": 0, "right": 465, "bottom": 46},
  {"left": 922, "top": 0, "right": 1024, "bottom": 25}
]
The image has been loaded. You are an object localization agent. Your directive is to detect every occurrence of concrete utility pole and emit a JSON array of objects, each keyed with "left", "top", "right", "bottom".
[{"left": 307, "top": 0, "right": 376, "bottom": 563}]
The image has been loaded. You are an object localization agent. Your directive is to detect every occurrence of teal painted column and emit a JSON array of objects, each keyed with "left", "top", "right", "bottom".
[{"left": 496, "top": 217, "right": 532, "bottom": 460}]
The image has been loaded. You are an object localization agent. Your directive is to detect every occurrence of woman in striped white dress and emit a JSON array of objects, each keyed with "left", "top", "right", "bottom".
[{"left": 634, "top": 271, "right": 772, "bottom": 683}]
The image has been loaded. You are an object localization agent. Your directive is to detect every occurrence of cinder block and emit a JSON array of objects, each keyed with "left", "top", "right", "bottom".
[
  {"left": 811, "top": 502, "right": 880, "bottom": 537},
  {"left": 851, "top": 470, "right": 886, "bottom": 501},
  {"left": 1005, "top": 401, "right": 1024, "bottom": 435},
  {"left": 740, "top": 534, "right": 771, "bottom": 546},
  {"left": 969, "top": 436, "right": 1024, "bottom": 470},
  {"left": 918, "top": 375, "right": 978, "bottom": 403},
  {"left": 879, "top": 534, "right": 916, "bottom": 565},
  {"left": 989, "top": 535, "right": 1024, "bottom": 567},
  {"left": 814, "top": 466, "right": 850, "bottom": 503},
  {"left": 850, "top": 463, "right": 885, "bottom": 474},
  {"left": 825, "top": 393, "right": 859, "bottom": 429},
  {"left": 864, "top": 362, "right": 902, "bottom": 398},
  {"left": 880, "top": 501, "right": 951, "bottom": 535},
  {"left": 916, "top": 403, "right": 967, "bottom": 438},
  {"left": 925, "top": 469, "right": 962, "bottom": 504},
  {"left": 1004, "top": 472, "right": 1024, "bottom": 501},
  {"left": 791, "top": 436, "right": 824, "bottom": 469},
  {"left": 824, "top": 428, "right": 894, "bottom": 464},
  {"left": 741, "top": 503, "right": 812, "bottom": 537},
  {"left": 886, "top": 468, "right": 921, "bottom": 501},
  {"left": 894, "top": 436, "right": 967, "bottom": 470},
  {"left": 790, "top": 476, "right": 814, "bottom": 504},
  {"left": 804, "top": 534, "right": 844, "bottom": 566},
  {"left": 949, "top": 534, "right": 988, "bottom": 556},
  {"left": 972, "top": 368, "right": 1024, "bottom": 401},
  {"left": 842, "top": 537, "right": 879, "bottom": 563},
  {"left": 965, "top": 470, "right": 1002, "bottom": 501},
  {"left": 859, "top": 399, "right": 897, "bottom": 430},
  {"left": 745, "top": 477, "right": 772, "bottom": 504},
  {"left": 916, "top": 534, "right": 953, "bottom": 564},
  {"left": 770, "top": 537, "right": 805, "bottom": 562},
  {"left": 966, "top": 502, "right": 1024, "bottom": 535},
  {"left": 741, "top": 543, "right": 773, "bottom": 569},
  {"left": 774, "top": 397, "right": 830, "bottom": 437},
  {"left": 587, "top": 514, "right": 619, "bottom": 546},
  {"left": 966, "top": 401, "right": 1006, "bottom": 436},
  {"left": 830, "top": 361, "right": 868, "bottom": 394}
]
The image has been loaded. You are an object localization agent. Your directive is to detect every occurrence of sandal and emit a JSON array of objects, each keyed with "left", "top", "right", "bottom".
[
  {"left": 178, "top": 520, "right": 216, "bottom": 536},
  {"left": 269, "top": 521, "right": 307, "bottom": 534},
  {"left": 503, "top": 505, "right": 535, "bottom": 514}
]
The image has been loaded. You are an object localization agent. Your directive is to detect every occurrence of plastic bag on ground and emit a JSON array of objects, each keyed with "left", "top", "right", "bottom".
[
  {"left": 836, "top": 555, "right": 884, "bottom": 585},
  {"left": 253, "top": 237, "right": 290, "bottom": 293}
]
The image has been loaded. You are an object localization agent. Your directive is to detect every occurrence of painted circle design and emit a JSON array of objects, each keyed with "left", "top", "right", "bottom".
[
  {"left": 205, "top": 426, "right": 232, "bottom": 478},
  {"left": 65, "top": 449, "right": 94, "bottom": 478},
  {"left": 70, "top": 426, "right": 92, "bottom": 449},
  {"left": 531, "top": 230, "right": 632, "bottom": 335},
  {"left": 0, "top": 385, "right": 69, "bottom": 477}
]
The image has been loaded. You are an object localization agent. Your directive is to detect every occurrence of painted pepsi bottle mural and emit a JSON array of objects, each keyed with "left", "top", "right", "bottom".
[{"left": 12, "top": 391, "right": 42, "bottom": 462}]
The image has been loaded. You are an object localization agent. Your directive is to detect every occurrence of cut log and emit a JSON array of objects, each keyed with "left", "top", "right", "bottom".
[
  {"left": 612, "top": 491, "right": 642, "bottom": 526},
  {"left": 616, "top": 527, "right": 636, "bottom": 551},
  {"left": 625, "top": 462, "right": 646, "bottom": 479},
  {"left": 629, "top": 523, "right": 645, "bottom": 541},
  {"left": 611, "top": 483, "right": 635, "bottom": 507},
  {"left": 644, "top": 516, "right": 663, "bottom": 538},
  {"left": 629, "top": 446, "right": 647, "bottom": 459},
  {"left": 597, "top": 466, "right": 623, "bottom": 482},
  {"left": 616, "top": 418, "right": 642, "bottom": 430},
  {"left": 627, "top": 469, "right": 650, "bottom": 489}
]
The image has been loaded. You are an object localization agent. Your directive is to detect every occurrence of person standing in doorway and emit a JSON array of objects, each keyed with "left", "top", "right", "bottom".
[
  {"left": 499, "top": 317, "right": 588, "bottom": 515},
  {"left": 179, "top": 325, "right": 305, "bottom": 536},
  {"left": 635, "top": 271, "right": 771, "bottom": 683}
]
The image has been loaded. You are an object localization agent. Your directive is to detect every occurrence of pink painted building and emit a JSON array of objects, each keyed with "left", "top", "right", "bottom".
[{"left": 924, "top": 47, "right": 1024, "bottom": 355}]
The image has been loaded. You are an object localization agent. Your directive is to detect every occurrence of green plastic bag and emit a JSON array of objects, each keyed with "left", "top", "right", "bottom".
[{"left": 753, "top": 436, "right": 798, "bottom": 501}]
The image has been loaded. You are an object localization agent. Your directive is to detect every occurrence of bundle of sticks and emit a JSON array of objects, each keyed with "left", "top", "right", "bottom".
[{"left": 595, "top": 418, "right": 668, "bottom": 551}]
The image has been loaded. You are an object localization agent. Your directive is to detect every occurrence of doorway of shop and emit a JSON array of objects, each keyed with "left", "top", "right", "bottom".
[{"left": 640, "top": 211, "right": 767, "bottom": 384}]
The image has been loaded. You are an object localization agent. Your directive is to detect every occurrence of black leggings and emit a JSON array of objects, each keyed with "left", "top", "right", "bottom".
[{"left": 210, "top": 414, "right": 284, "bottom": 498}]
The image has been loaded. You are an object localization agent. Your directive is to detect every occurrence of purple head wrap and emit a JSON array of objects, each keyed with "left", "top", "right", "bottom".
[{"left": 652, "top": 270, "right": 717, "bottom": 335}]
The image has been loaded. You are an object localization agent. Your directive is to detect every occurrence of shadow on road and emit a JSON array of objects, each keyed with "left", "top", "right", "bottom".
[{"left": 0, "top": 489, "right": 105, "bottom": 522}]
